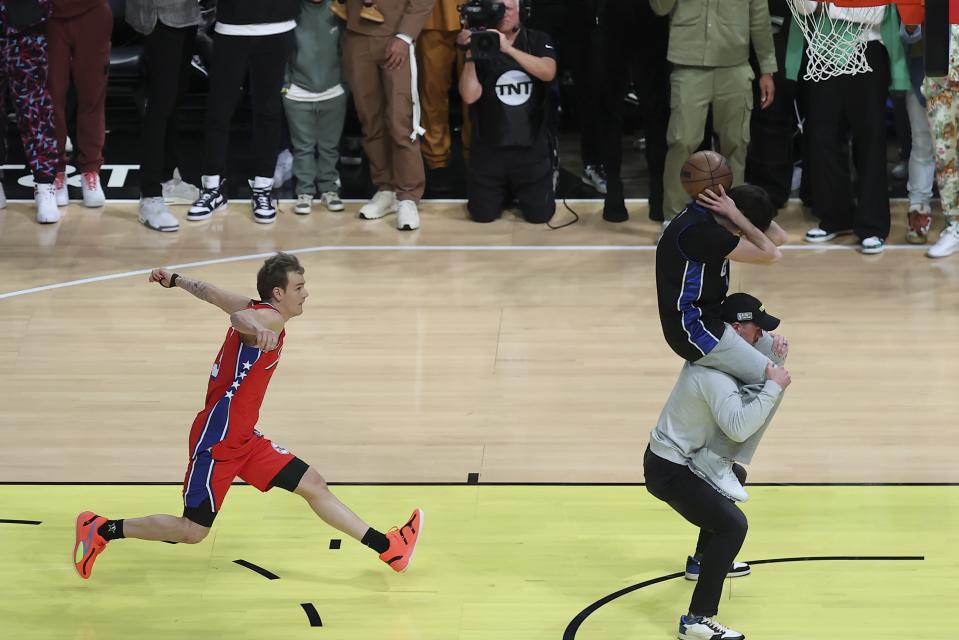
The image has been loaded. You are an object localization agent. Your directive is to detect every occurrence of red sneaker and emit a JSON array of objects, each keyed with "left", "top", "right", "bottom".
[
  {"left": 379, "top": 508, "right": 423, "bottom": 573},
  {"left": 73, "top": 511, "right": 109, "bottom": 579}
]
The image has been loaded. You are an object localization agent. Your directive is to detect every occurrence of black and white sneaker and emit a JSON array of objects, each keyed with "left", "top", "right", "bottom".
[
  {"left": 679, "top": 615, "right": 745, "bottom": 640},
  {"left": 249, "top": 180, "right": 276, "bottom": 224},
  {"left": 187, "top": 181, "right": 228, "bottom": 221}
]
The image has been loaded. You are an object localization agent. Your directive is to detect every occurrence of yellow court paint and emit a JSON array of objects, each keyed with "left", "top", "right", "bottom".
[{"left": 1, "top": 485, "right": 955, "bottom": 639}]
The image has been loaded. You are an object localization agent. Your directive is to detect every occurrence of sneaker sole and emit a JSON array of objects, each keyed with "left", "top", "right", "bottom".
[
  {"left": 685, "top": 569, "right": 751, "bottom": 581},
  {"left": 164, "top": 196, "right": 198, "bottom": 206},
  {"left": 359, "top": 207, "right": 398, "bottom": 220},
  {"left": 905, "top": 234, "right": 928, "bottom": 245},
  {"left": 859, "top": 247, "right": 884, "bottom": 255},
  {"left": 325, "top": 204, "right": 345, "bottom": 212},
  {"left": 399, "top": 509, "right": 424, "bottom": 574},
  {"left": 804, "top": 230, "right": 854, "bottom": 243},
  {"left": 254, "top": 214, "right": 277, "bottom": 225},
  {"left": 294, "top": 208, "right": 312, "bottom": 216},
  {"left": 186, "top": 201, "right": 228, "bottom": 221},
  {"left": 138, "top": 217, "right": 179, "bottom": 232}
]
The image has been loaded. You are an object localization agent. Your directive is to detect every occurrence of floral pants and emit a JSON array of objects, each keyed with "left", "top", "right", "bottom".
[
  {"left": 0, "top": 33, "right": 58, "bottom": 183},
  {"left": 925, "top": 77, "right": 959, "bottom": 219}
]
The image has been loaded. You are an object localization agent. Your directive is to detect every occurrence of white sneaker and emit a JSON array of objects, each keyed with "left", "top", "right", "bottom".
[
  {"left": 138, "top": 196, "right": 179, "bottom": 232},
  {"left": 679, "top": 615, "right": 744, "bottom": 640},
  {"left": 294, "top": 193, "right": 313, "bottom": 215},
  {"left": 162, "top": 173, "right": 200, "bottom": 205},
  {"left": 359, "top": 190, "right": 397, "bottom": 219},
  {"left": 582, "top": 164, "right": 608, "bottom": 195},
  {"left": 805, "top": 226, "right": 854, "bottom": 243},
  {"left": 927, "top": 221, "right": 959, "bottom": 259},
  {"left": 396, "top": 199, "right": 420, "bottom": 231},
  {"left": 859, "top": 236, "right": 884, "bottom": 254},
  {"left": 320, "top": 191, "right": 345, "bottom": 212},
  {"left": 81, "top": 171, "right": 105, "bottom": 208},
  {"left": 54, "top": 171, "right": 69, "bottom": 206},
  {"left": 35, "top": 183, "right": 60, "bottom": 223},
  {"left": 0, "top": 180, "right": 6, "bottom": 209}
]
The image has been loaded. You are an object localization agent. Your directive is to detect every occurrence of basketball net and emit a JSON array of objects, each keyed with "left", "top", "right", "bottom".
[{"left": 785, "top": 0, "right": 887, "bottom": 81}]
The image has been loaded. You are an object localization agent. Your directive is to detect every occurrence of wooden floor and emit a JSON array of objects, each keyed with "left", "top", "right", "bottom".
[{"left": 1, "top": 199, "right": 957, "bottom": 639}]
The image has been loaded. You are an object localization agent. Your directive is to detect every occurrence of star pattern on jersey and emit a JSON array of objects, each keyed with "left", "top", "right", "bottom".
[
  {"left": 242, "top": 361, "right": 252, "bottom": 370},
  {"left": 239, "top": 372, "right": 247, "bottom": 379},
  {"left": 225, "top": 390, "right": 234, "bottom": 399},
  {"left": 231, "top": 381, "right": 240, "bottom": 389}
]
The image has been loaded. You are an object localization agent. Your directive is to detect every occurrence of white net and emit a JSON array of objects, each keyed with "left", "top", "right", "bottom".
[{"left": 785, "top": 0, "right": 888, "bottom": 81}]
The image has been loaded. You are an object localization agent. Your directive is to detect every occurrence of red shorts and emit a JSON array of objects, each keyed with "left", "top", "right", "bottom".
[{"left": 182, "top": 432, "right": 299, "bottom": 526}]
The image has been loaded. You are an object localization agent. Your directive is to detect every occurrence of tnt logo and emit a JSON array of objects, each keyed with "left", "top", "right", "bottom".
[{"left": 495, "top": 70, "right": 534, "bottom": 106}]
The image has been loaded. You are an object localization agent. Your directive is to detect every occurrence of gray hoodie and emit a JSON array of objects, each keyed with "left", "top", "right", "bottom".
[{"left": 648, "top": 332, "right": 786, "bottom": 502}]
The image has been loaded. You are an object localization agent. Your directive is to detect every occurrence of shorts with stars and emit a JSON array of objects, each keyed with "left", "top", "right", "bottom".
[{"left": 181, "top": 431, "right": 308, "bottom": 527}]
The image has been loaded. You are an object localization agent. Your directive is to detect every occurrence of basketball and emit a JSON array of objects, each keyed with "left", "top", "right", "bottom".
[{"left": 680, "top": 150, "right": 733, "bottom": 199}]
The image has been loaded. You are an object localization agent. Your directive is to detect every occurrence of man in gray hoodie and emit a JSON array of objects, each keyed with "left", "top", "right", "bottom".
[{"left": 645, "top": 292, "right": 791, "bottom": 640}]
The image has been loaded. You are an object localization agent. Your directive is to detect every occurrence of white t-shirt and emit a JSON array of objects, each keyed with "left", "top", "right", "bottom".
[{"left": 215, "top": 21, "right": 297, "bottom": 36}]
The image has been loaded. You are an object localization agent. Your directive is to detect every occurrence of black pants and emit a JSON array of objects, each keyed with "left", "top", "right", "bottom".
[
  {"left": 806, "top": 41, "right": 891, "bottom": 240},
  {"left": 643, "top": 447, "right": 748, "bottom": 618},
  {"left": 139, "top": 22, "right": 197, "bottom": 198},
  {"left": 745, "top": 22, "right": 796, "bottom": 209},
  {"left": 202, "top": 30, "right": 294, "bottom": 179},
  {"left": 600, "top": 0, "right": 669, "bottom": 218},
  {"left": 467, "top": 138, "right": 555, "bottom": 224}
]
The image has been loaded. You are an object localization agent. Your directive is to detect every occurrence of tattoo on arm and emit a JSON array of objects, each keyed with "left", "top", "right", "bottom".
[{"left": 177, "top": 277, "right": 215, "bottom": 304}]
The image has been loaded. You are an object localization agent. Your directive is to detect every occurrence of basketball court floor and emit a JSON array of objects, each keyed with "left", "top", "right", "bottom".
[{"left": 1, "top": 199, "right": 957, "bottom": 639}]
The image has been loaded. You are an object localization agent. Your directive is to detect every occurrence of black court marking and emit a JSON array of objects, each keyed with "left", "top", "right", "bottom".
[
  {"left": 467, "top": 472, "right": 479, "bottom": 485},
  {"left": 300, "top": 603, "right": 323, "bottom": 627},
  {"left": 233, "top": 559, "right": 280, "bottom": 580},
  {"left": 0, "top": 519, "right": 41, "bottom": 525},
  {"left": 329, "top": 539, "right": 341, "bottom": 549},
  {"left": 562, "top": 555, "right": 924, "bottom": 640}
]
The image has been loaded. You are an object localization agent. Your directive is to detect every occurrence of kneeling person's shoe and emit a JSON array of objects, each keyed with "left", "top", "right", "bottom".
[
  {"left": 678, "top": 615, "right": 745, "bottom": 640},
  {"left": 379, "top": 508, "right": 424, "bottom": 573}
]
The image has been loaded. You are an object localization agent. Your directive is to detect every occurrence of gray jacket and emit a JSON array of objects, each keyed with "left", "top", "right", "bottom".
[
  {"left": 648, "top": 332, "right": 786, "bottom": 502},
  {"left": 126, "top": 0, "right": 202, "bottom": 35}
]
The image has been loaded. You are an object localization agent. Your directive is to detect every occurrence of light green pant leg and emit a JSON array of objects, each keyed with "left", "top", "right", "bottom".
[
  {"left": 711, "top": 63, "right": 754, "bottom": 187},
  {"left": 313, "top": 92, "right": 348, "bottom": 194},
  {"left": 284, "top": 97, "right": 319, "bottom": 196},
  {"left": 664, "top": 66, "right": 714, "bottom": 219}
]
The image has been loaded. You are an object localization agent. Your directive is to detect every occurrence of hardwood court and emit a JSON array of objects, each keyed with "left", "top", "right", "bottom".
[{"left": 1, "top": 199, "right": 957, "bottom": 638}]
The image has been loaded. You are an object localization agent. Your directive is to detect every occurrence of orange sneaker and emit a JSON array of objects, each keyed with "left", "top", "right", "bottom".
[
  {"left": 73, "top": 511, "right": 108, "bottom": 579},
  {"left": 379, "top": 508, "right": 423, "bottom": 573}
]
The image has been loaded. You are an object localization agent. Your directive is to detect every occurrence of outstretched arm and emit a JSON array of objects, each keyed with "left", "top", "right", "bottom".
[{"left": 149, "top": 268, "right": 253, "bottom": 315}]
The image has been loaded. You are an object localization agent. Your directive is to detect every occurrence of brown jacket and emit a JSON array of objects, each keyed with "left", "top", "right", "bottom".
[{"left": 344, "top": 0, "right": 436, "bottom": 40}]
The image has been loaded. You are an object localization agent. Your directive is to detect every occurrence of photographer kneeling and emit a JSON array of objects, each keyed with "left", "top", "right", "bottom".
[{"left": 457, "top": 0, "right": 556, "bottom": 224}]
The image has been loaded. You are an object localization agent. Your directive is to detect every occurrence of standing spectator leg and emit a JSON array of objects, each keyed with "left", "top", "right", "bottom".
[
  {"left": 711, "top": 63, "right": 753, "bottom": 188},
  {"left": 662, "top": 66, "right": 713, "bottom": 220}
]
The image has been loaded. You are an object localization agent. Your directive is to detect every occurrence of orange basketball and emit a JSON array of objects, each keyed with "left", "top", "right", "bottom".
[{"left": 680, "top": 151, "right": 733, "bottom": 199}]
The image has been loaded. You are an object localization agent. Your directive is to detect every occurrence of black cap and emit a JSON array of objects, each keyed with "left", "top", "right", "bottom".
[{"left": 720, "top": 293, "right": 780, "bottom": 331}]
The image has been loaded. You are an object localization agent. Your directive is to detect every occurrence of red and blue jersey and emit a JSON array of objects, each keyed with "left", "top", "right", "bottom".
[{"left": 187, "top": 302, "right": 286, "bottom": 462}]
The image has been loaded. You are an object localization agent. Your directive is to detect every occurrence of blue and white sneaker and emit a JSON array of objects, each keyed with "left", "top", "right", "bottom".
[
  {"left": 685, "top": 555, "right": 751, "bottom": 581},
  {"left": 679, "top": 614, "right": 745, "bottom": 640}
]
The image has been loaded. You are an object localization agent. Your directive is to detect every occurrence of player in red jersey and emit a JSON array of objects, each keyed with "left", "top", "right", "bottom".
[{"left": 74, "top": 253, "right": 423, "bottom": 579}]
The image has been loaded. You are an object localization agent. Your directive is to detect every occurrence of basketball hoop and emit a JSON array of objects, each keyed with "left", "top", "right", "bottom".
[{"left": 785, "top": 0, "right": 889, "bottom": 81}]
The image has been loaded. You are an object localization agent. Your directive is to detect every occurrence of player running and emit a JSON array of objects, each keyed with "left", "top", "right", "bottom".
[{"left": 73, "top": 252, "right": 423, "bottom": 579}]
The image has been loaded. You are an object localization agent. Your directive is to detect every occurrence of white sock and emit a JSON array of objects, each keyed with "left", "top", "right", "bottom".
[
  {"left": 202, "top": 175, "right": 220, "bottom": 190},
  {"left": 252, "top": 176, "right": 274, "bottom": 190}
]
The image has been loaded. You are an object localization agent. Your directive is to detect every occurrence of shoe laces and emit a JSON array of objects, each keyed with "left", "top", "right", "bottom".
[
  {"left": 83, "top": 172, "right": 99, "bottom": 191},
  {"left": 700, "top": 617, "right": 731, "bottom": 634},
  {"left": 297, "top": 194, "right": 312, "bottom": 203},
  {"left": 252, "top": 188, "right": 273, "bottom": 211},
  {"left": 196, "top": 188, "right": 220, "bottom": 207},
  {"left": 322, "top": 192, "right": 340, "bottom": 202}
]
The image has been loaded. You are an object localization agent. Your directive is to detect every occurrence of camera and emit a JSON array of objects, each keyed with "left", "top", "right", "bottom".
[{"left": 458, "top": 0, "right": 506, "bottom": 60}]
